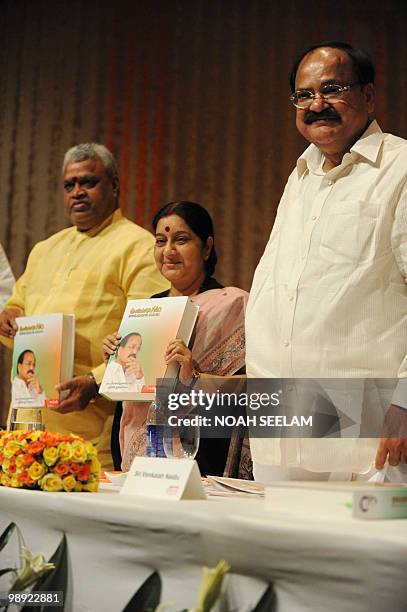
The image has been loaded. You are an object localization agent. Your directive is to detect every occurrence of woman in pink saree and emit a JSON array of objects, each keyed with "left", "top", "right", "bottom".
[{"left": 103, "top": 201, "right": 251, "bottom": 476}]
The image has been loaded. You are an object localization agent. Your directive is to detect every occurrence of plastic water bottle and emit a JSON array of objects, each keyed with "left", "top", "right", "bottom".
[{"left": 146, "top": 399, "right": 166, "bottom": 457}]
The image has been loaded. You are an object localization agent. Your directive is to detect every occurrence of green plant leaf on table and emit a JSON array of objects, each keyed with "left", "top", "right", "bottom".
[
  {"left": 0, "top": 522, "right": 18, "bottom": 591},
  {"left": 20, "top": 534, "right": 67, "bottom": 612},
  {"left": 252, "top": 584, "right": 277, "bottom": 612},
  {"left": 0, "top": 522, "right": 16, "bottom": 552},
  {"left": 122, "top": 571, "right": 162, "bottom": 612},
  {"left": 195, "top": 560, "right": 230, "bottom": 612}
]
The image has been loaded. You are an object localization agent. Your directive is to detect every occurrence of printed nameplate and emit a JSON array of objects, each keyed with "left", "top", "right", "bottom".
[{"left": 120, "top": 457, "right": 206, "bottom": 500}]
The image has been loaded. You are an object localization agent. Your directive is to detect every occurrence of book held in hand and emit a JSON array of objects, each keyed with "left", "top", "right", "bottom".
[
  {"left": 100, "top": 296, "right": 199, "bottom": 402},
  {"left": 11, "top": 313, "right": 75, "bottom": 409}
]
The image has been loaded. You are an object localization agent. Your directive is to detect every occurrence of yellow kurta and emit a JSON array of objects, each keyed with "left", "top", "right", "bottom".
[{"left": 3, "top": 209, "right": 168, "bottom": 468}]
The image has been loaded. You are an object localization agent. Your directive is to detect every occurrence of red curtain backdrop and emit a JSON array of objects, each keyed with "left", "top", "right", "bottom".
[{"left": 1, "top": 0, "right": 406, "bottom": 420}]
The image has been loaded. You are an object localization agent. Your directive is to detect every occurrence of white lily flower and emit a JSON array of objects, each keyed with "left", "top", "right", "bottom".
[{"left": 11, "top": 546, "right": 55, "bottom": 591}]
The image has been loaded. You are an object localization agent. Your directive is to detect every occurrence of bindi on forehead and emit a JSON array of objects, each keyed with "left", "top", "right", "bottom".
[{"left": 165, "top": 226, "right": 170, "bottom": 232}]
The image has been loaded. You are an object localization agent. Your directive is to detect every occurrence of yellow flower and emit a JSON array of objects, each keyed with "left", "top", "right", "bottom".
[
  {"left": 81, "top": 479, "right": 99, "bottom": 492},
  {"left": 57, "top": 442, "right": 72, "bottom": 461},
  {"left": 10, "top": 475, "right": 23, "bottom": 488},
  {"left": 28, "top": 461, "right": 47, "bottom": 481},
  {"left": 40, "top": 473, "right": 63, "bottom": 492},
  {"left": 2, "top": 458, "right": 11, "bottom": 473},
  {"left": 4, "top": 441, "right": 22, "bottom": 458},
  {"left": 43, "top": 447, "right": 59, "bottom": 467},
  {"left": 15, "top": 456, "right": 25, "bottom": 470},
  {"left": 85, "top": 441, "right": 97, "bottom": 458},
  {"left": 90, "top": 456, "right": 101, "bottom": 475},
  {"left": 195, "top": 560, "right": 230, "bottom": 612},
  {"left": 27, "top": 431, "right": 42, "bottom": 442},
  {"left": 62, "top": 475, "right": 77, "bottom": 492},
  {"left": 1, "top": 472, "right": 11, "bottom": 486},
  {"left": 70, "top": 440, "right": 87, "bottom": 463}
]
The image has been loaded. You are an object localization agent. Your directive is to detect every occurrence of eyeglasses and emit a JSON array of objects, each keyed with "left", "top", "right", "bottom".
[{"left": 290, "top": 82, "right": 360, "bottom": 109}]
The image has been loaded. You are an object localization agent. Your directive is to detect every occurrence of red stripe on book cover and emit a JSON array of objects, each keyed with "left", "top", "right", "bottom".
[{"left": 140, "top": 385, "right": 156, "bottom": 393}]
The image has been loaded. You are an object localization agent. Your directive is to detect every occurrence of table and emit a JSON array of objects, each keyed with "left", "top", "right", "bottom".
[{"left": 1, "top": 486, "right": 407, "bottom": 612}]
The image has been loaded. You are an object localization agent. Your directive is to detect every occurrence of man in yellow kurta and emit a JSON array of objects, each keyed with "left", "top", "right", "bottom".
[{"left": 0, "top": 143, "right": 168, "bottom": 468}]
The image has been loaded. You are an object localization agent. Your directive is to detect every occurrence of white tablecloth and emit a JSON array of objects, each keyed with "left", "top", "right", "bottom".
[{"left": 1, "top": 486, "right": 407, "bottom": 612}]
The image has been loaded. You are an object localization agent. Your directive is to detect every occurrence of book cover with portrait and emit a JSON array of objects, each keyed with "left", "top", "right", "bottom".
[
  {"left": 100, "top": 296, "right": 199, "bottom": 402},
  {"left": 11, "top": 313, "right": 75, "bottom": 408}
]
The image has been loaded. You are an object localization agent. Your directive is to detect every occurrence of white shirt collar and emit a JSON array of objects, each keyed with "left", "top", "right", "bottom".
[{"left": 296, "top": 120, "right": 384, "bottom": 178}]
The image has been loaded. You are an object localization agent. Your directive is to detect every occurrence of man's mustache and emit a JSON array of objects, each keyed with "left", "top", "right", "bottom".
[{"left": 304, "top": 110, "right": 341, "bottom": 125}]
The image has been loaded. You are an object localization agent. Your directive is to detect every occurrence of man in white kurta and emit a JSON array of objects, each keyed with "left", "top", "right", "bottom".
[{"left": 246, "top": 42, "right": 407, "bottom": 481}]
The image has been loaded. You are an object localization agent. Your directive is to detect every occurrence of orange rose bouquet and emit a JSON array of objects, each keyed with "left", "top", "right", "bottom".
[{"left": 0, "top": 430, "right": 100, "bottom": 492}]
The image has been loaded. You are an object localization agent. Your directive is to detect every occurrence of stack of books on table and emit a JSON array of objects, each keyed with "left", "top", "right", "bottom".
[{"left": 265, "top": 481, "right": 407, "bottom": 520}]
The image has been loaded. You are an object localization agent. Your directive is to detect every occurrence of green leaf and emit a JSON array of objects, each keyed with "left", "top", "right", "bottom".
[
  {"left": 122, "top": 571, "right": 162, "bottom": 612},
  {"left": 0, "top": 522, "right": 16, "bottom": 552},
  {"left": 0, "top": 567, "right": 16, "bottom": 577},
  {"left": 252, "top": 584, "right": 277, "bottom": 612},
  {"left": 21, "top": 534, "right": 67, "bottom": 612}
]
